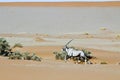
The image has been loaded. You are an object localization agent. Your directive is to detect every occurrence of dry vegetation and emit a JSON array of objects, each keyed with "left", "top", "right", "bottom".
[
  {"left": 100, "top": 27, "right": 107, "bottom": 30},
  {"left": 116, "top": 34, "right": 120, "bottom": 39},
  {"left": 34, "top": 37, "right": 45, "bottom": 42},
  {"left": 53, "top": 47, "right": 93, "bottom": 64},
  {"left": 0, "top": 38, "right": 41, "bottom": 61}
]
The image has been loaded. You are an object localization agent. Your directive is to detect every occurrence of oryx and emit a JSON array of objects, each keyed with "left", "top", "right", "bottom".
[{"left": 62, "top": 39, "right": 87, "bottom": 63}]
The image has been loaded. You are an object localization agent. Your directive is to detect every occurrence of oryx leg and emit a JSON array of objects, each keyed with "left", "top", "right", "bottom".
[
  {"left": 64, "top": 55, "right": 71, "bottom": 62},
  {"left": 64, "top": 55, "right": 67, "bottom": 62},
  {"left": 84, "top": 56, "right": 87, "bottom": 64},
  {"left": 77, "top": 56, "right": 81, "bottom": 63},
  {"left": 79, "top": 56, "right": 87, "bottom": 64}
]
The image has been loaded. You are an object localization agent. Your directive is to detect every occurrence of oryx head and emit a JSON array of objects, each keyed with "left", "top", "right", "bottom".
[{"left": 62, "top": 46, "right": 68, "bottom": 52}]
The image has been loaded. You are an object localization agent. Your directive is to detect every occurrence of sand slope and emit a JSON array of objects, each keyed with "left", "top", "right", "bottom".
[
  {"left": 0, "top": 33, "right": 120, "bottom": 80},
  {"left": 0, "top": 2, "right": 120, "bottom": 80},
  {"left": 0, "top": 2, "right": 120, "bottom": 6},
  {"left": 0, "top": 59, "right": 120, "bottom": 80}
]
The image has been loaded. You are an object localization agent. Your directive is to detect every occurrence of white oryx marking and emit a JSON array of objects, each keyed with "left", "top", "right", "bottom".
[
  {"left": 62, "top": 46, "right": 87, "bottom": 64},
  {"left": 62, "top": 39, "right": 87, "bottom": 64},
  {"left": 66, "top": 48, "right": 85, "bottom": 57}
]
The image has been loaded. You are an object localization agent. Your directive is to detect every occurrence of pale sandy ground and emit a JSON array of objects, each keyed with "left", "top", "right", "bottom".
[
  {"left": 0, "top": 59, "right": 120, "bottom": 80},
  {"left": 0, "top": 2, "right": 120, "bottom": 80},
  {"left": 0, "top": 31, "right": 120, "bottom": 80}
]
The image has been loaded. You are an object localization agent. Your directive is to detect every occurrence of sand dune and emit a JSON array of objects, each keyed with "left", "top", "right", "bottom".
[
  {"left": 0, "top": 52, "right": 120, "bottom": 80},
  {"left": 0, "top": 2, "right": 120, "bottom": 80},
  {"left": 0, "top": 45, "right": 120, "bottom": 80},
  {"left": 0, "top": 62, "right": 120, "bottom": 80},
  {"left": 0, "top": 33, "right": 120, "bottom": 80},
  {"left": 0, "top": 2, "right": 120, "bottom": 6}
]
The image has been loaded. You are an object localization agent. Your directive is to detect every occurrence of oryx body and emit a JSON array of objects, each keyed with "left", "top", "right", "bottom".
[
  {"left": 65, "top": 48, "right": 85, "bottom": 57},
  {"left": 62, "top": 39, "right": 87, "bottom": 63},
  {"left": 62, "top": 46, "right": 87, "bottom": 63}
]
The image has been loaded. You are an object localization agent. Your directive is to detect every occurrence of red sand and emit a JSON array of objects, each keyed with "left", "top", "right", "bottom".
[{"left": 0, "top": 2, "right": 120, "bottom": 7}]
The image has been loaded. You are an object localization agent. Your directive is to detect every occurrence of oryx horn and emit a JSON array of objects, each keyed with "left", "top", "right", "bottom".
[{"left": 65, "top": 39, "right": 73, "bottom": 47}]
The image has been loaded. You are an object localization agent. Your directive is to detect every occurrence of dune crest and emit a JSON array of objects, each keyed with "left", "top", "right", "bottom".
[{"left": 0, "top": 2, "right": 120, "bottom": 7}]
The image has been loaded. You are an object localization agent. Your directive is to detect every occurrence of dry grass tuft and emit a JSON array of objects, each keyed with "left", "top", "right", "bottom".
[
  {"left": 83, "top": 32, "right": 89, "bottom": 35},
  {"left": 35, "top": 37, "right": 45, "bottom": 42},
  {"left": 116, "top": 34, "right": 120, "bottom": 39},
  {"left": 100, "top": 27, "right": 107, "bottom": 30},
  {"left": 100, "top": 61, "right": 107, "bottom": 64}
]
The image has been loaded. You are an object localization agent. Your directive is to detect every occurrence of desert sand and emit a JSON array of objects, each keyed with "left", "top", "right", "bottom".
[
  {"left": 0, "top": 2, "right": 120, "bottom": 80},
  {"left": 0, "top": 31, "right": 120, "bottom": 80},
  {"left": 0, "top": 2, "right": 120, "bottom": 6}
]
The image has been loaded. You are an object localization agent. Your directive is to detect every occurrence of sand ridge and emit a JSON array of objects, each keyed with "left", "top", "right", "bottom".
[
  {"left": 0, "top": 3, "right": 120, "bottom": 79},
  {"left": 0, "top": 2, "right": 120, "bottom": 7}
]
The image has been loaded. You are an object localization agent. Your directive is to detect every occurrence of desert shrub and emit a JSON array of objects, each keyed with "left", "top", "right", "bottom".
[
  {"left": 53, "top": 51, "right": 67, "bottom": 60},
  {"left": 8, "top": 51, "right": 22, "bottom": 60},
  {"left": 8, "top": 51, "right": 41, "bottom": 61},
  {"left": 13, "top": 43, "right": 23, "bottom": 48},
  {"left": 0, "top": 38, "right": 10, "bottom": 56},
  {"left": 35, "top": 37, "right": 45, "bottom": 42},
  {"left": 0, "top": 38, "right": 23, "bottom": 56},
  {"left": 22, "top": 52, "right": 41, "bottom": 61},
  {"left": 83, "top": 32, "right": 89, "bottom": 35},
  {"left": 82, "top": 49, "right": 92, "bottom": 59},
  {"left": 53, "top": 47, "right": 93, "bottom": 62},
  {"left": 116, "top": 34, "right": 120, "bottom": 39},
  {"left": 100, "top": 62, "right": 107, "bottom": 64},
  {"left": 31, "top": 55, "right": 41, "bottom": 61},
  {"left": 100, "top": 27, "right": 107, "bottom": 30},
  {"left": 0, "top": 38, "right": 41, "bottom": 61},
  {"left": 22, "top": 52, "right": 31, "bottom": 60}
]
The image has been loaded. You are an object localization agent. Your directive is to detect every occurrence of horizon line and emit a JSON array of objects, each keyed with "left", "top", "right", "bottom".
[
  {"left": 0, "top": 0, "right": 120, "bottom": 2},
  {"left": 0, "top": 1, "right": 120, "bottom": 6}
]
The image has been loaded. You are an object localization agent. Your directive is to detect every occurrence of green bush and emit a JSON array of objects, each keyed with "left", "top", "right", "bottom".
[
  {"left": 53, "top": 47, "right": 93, "bottom": 62},
  {"left": 82, "top": 49, "right": 92, "bottom": 59},
  {"left": 22, "top": 52, "right": 31, "bottom": 60},
  {"left": 8, "top": 51, "right": 41, "bottom": 61},
  {"left": 22, "top": 52, "right": 41, "bottom": 61},
  {"left": 0, "top": 38, "right": 41, "bottom": 61},
  {"left": 8, "top": 51, "right": 22, "bottom": 60},
  {"left": 53, "top": 51, "right": 67, "bottom": 60},
  {"left": 31, "top": 54, "right": 41, "bottom": 61},
  {"left": 0, "top": 38, "right": 10, "bottom": 56}
]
